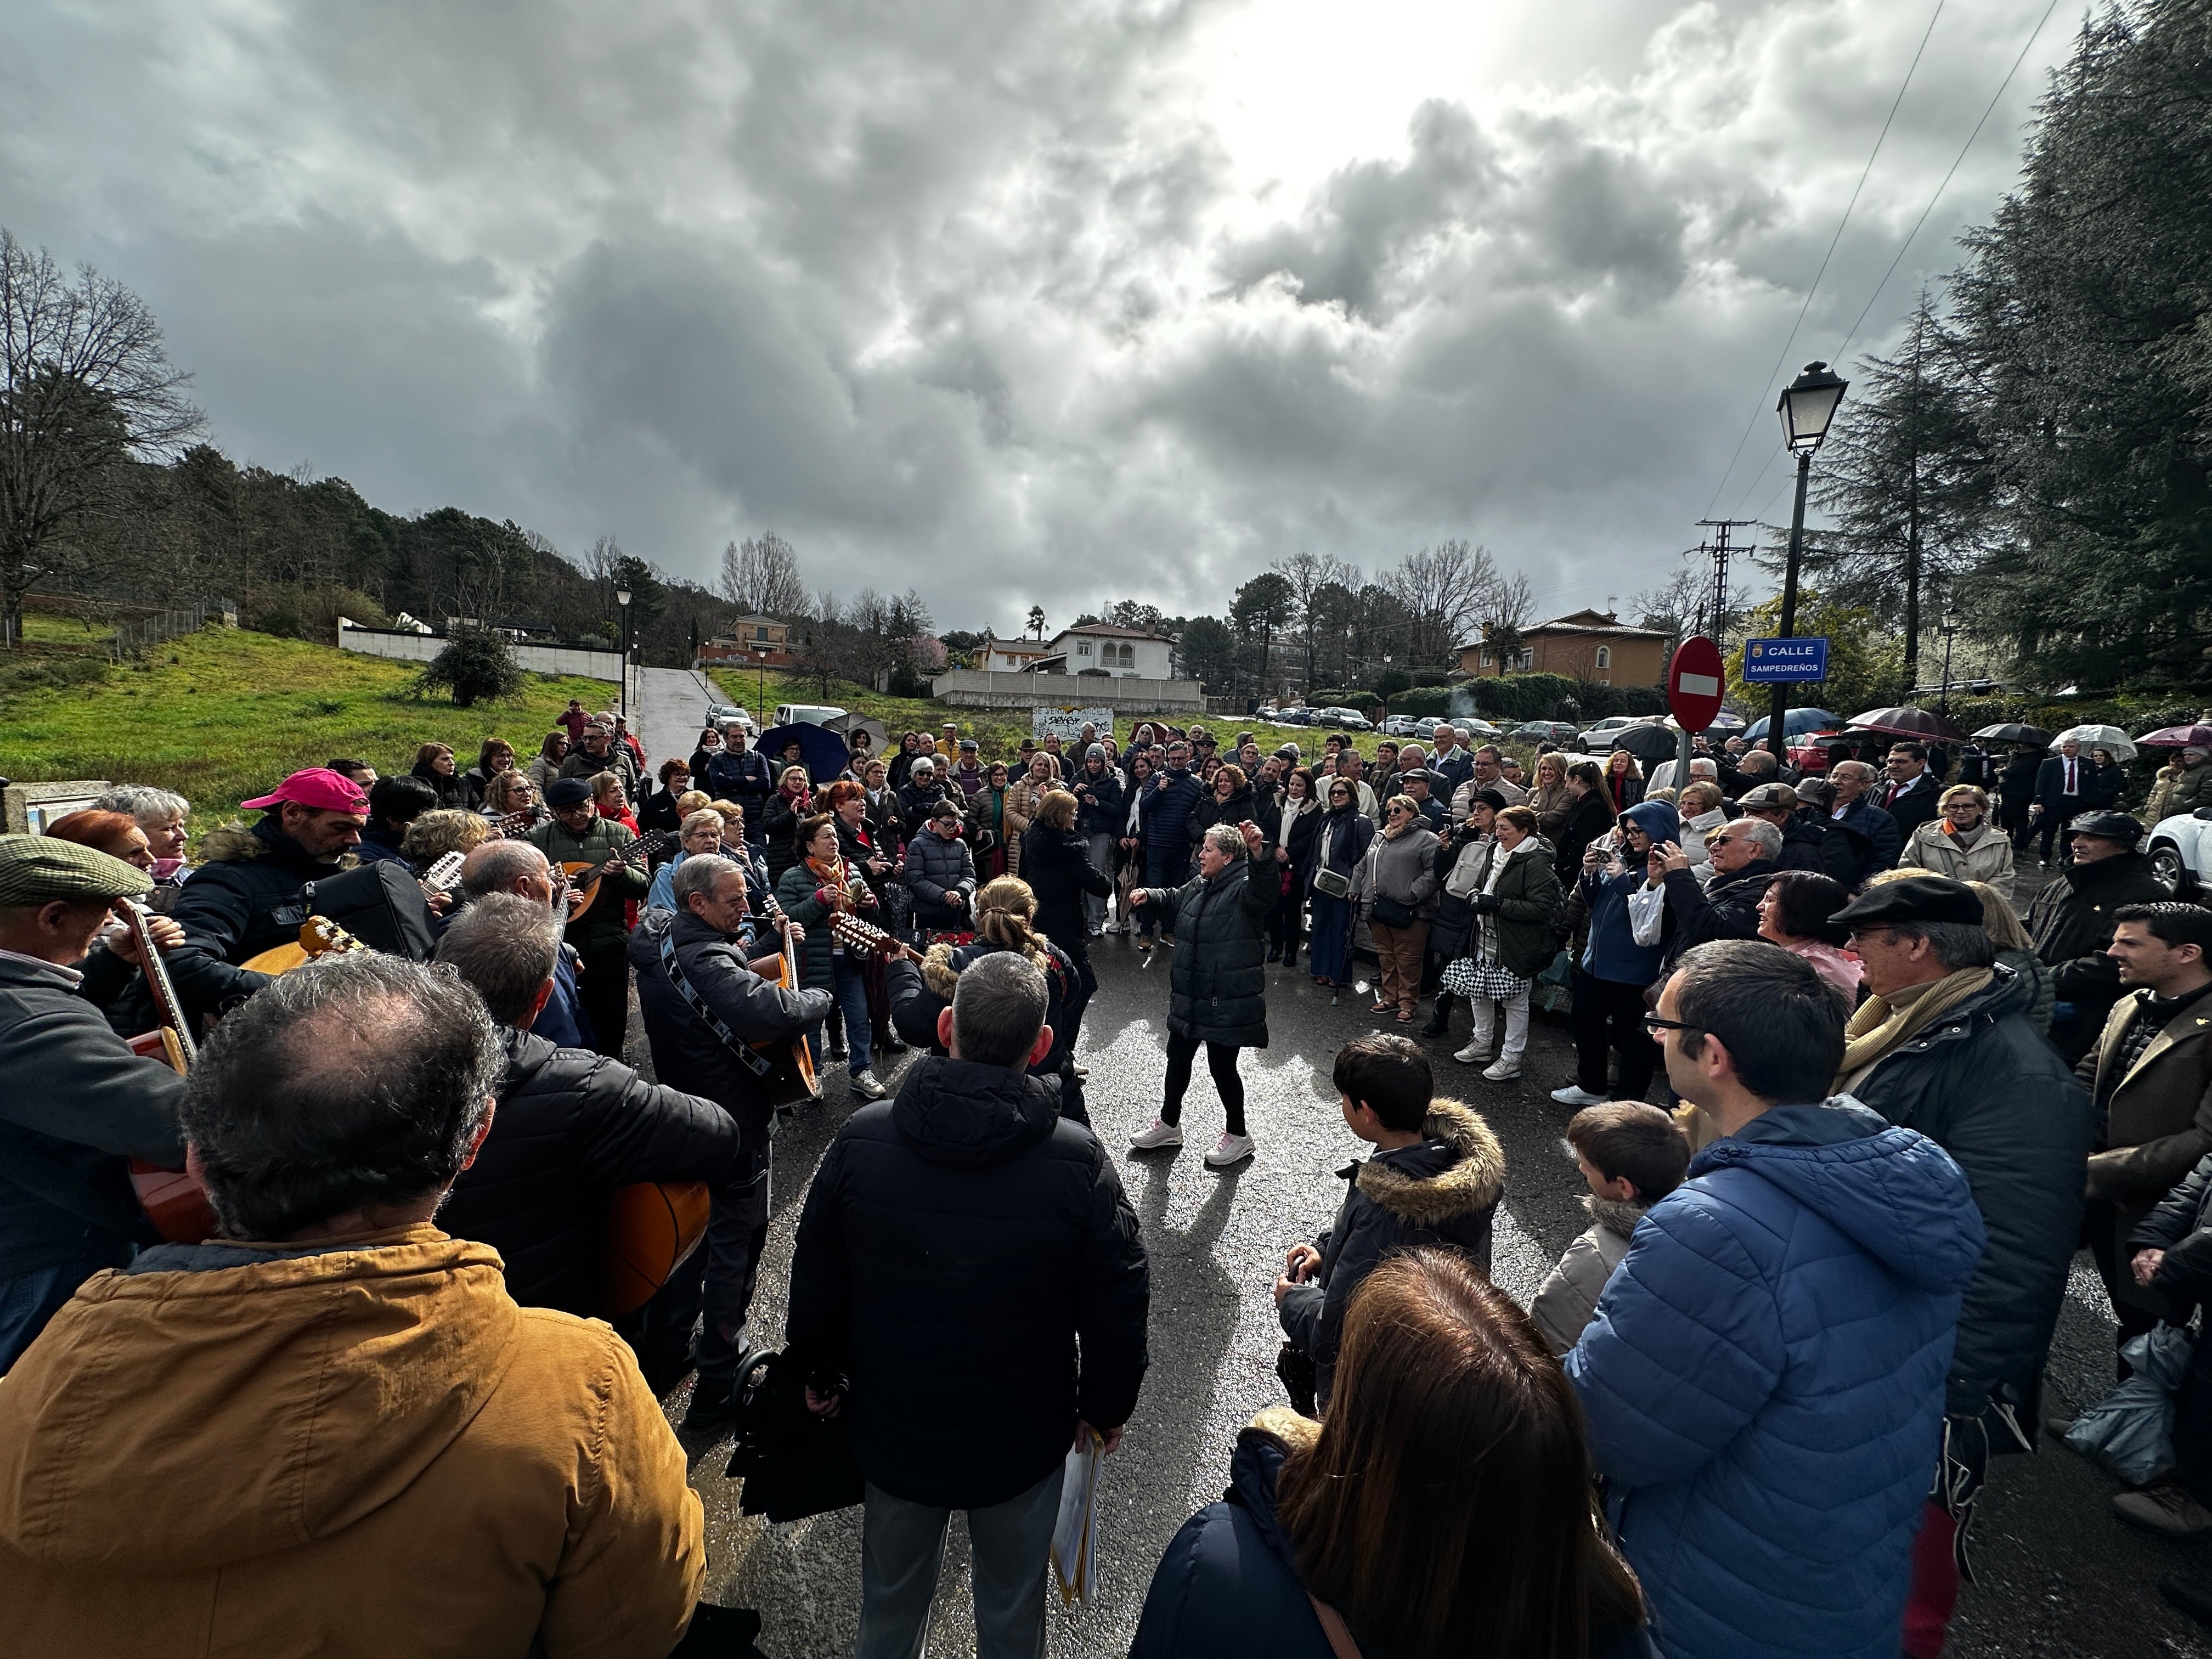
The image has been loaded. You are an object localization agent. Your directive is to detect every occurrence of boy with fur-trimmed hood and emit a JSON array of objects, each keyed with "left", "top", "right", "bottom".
[
  {"left": 1529, "top": 1102, "right": 1689, "bottom": 1355},
  {"left": 1273, "top": 1034, "right": 1504, "bottom": 1412}
]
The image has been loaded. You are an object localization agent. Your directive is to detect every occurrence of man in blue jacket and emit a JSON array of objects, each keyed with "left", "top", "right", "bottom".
[
  {"left": 1826, "top": 759, "right": 1903, "bottom": 884},
  {"left": 1566, "top": 939, "right": 1984, "bottom": 1659},
  {"left": 702, "top": 724, "right": 775, "bottom": 840},
  {"left": 1139, "top": 740, "right": 1204, "bottom": 932}
]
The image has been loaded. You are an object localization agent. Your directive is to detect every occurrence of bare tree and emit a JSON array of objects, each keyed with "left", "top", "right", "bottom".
[
  {"left": 1629, "top": 566, "right": 1709, "bottom": 654},
  {"left": 1469, "top": 571, "right": 1536, "bottom": 668},
  {"left": 0, "top": 228, "right": 204, "bottom": 644},
  {"left": 719, "top": 531, "right": 806, "bottom": 617},
  {"left": 1385, "top": 539, "right": 1498, "bottom": 668},
  {"left": 1272, "top": 551, "right": 1360, "bottom": 690}
]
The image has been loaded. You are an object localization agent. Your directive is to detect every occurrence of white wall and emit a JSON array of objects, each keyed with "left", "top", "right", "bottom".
[
  {"left": 1058, "top": 633, "right": 1174, "bottom": 677},
  {"left": 338, "top": 620, "right": 624, "bottom": 683},
  {"left": 931, "top": 669, "right": 1205, "bottom": 710}
]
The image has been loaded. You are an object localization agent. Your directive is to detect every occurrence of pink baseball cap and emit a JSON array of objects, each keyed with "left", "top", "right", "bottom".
[{"left": 239, "top": 768, "right": 371, "bottom": 814}]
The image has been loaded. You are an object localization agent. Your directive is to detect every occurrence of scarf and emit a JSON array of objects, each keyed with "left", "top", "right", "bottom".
[
  {"left": 806, "top": 851, "right": 849, "bottom": 890},
  {"left": 1837, "top": 967, "right": 1993, "bottom": 1092},
  {"left": 1477, "top": 837, "right": 1538, "bottom": 962}
]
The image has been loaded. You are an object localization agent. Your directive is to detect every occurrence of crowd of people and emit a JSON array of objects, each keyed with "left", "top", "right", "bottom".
[{"left": 2, "top": 695, "right": 2211, "bottom": 1658}]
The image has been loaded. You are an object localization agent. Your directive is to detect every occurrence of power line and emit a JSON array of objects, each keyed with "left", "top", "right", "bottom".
[
  {"left": 1832, "top": 0, "right": 2064, "bottom": 362},
  {"left": 1702, "top": 0, "right": 1947, "bottom": 518}
]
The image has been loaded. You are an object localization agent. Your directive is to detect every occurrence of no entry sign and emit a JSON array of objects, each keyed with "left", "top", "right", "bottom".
[{"left": 1667, "top": 635, "right": 1726, "bottom": 733}]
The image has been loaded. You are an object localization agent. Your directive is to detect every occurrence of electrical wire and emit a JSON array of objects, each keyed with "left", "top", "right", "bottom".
[
  {"left": 1701, "top": 0, "right": 1947, "bottom": 517},
  {"left": 1832, "top": 0, "right": 2064, "bottom": 362}
]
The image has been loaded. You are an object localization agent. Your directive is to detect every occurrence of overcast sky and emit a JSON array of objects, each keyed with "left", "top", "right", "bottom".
[{"left": 3, "top": 0, "right": 2077, "bottom": 632}]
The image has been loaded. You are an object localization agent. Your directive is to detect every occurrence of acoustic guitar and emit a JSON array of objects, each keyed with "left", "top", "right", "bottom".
[
  {"left": 828, "top": 911, "right": 903, "bottom": 958},
  {"left": 753, "top": 917, "right": 823, "bottom": 1110},
  {"left": 559, "top": 830, "right": 671, "bottom": 923}
]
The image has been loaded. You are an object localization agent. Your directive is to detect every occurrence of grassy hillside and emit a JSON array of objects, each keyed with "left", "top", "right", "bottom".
[{"left": 0, "top": 624, "right": 614, "bottom": 837}]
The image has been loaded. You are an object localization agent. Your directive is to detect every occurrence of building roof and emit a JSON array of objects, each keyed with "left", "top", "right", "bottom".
[
  {"left": 984, "top": 633, "right": 1051, "bottom": 653},
  {"left": 1054, "top": 623, "right": 1173, "bottom": 642},
  {"left": 724, "top": 614, "right": 790, "bottom": 628},
  {"left": 1455, "top": 609, "right": 1671, "bottom": 652}
]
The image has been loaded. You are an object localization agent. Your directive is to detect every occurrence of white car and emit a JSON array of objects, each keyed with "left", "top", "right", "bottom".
[
  {"left": 774, "top": 703, "right": 847, "bottom": 729},
  {"left": 2145, "top": 809, "right": 2212, "bottom": 897}
]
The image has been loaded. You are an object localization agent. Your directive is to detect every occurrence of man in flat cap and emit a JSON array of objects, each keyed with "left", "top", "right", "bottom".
[
  {"left": 0, "top": 835, "right": 187, "bottom": 1369},
  {"left": 528, "top": 776, "right": 650, "bottom": 1057},
  {"left": 1829, "top": 874, "right": 2092, "bottom": 1656},
  {"left": 2025, "top": 810, "right": 2170, "bottom": 1063},
  {"left": 137, "top": 768, "right": 370, "bottom": 1031}
]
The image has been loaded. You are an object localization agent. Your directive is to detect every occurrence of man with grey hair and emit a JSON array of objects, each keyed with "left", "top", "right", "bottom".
[
  {"left": 1645, "top": 815, "right": 1782, "bottom": 970},
  {"left": 631, "top": 854, "right": 828, "bottom": 1430},
  {"left": 0, "top": 951, "right": 708, "bottom": 1653},
  {"left": 435, "top": 894, "right": 740, "bottom": 1325},
  {"left": 1829, "top": 875, "right": 2091, "bottom": 1649},
  {"left": 458, "top": 839, "right": 589, "bottom": 1049},
  {"left": 1825, "top": 759, "right": 1901, "bottom": 885},
  {"left": 1429, "top": 724, "right": 1475, "bottom": 793},
  {"left": 788, "top": 950, "right": 1148, "bottom": 1659}
]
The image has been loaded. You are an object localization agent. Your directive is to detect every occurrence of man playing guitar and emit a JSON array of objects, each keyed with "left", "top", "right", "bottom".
[{"left": 527, "top": 778, "right": 651, "bottom": 1058}]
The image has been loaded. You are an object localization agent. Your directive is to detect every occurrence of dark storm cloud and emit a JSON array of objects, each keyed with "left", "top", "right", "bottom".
[{"left": 0, "top": 0, "right": 2073, "bottom": 623}]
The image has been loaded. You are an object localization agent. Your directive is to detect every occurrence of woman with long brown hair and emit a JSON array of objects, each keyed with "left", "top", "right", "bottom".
[
  {"left": 1133, "top": 1248, "right": 1651, "bottom": 1658},
  {"left": 1552, "top": 759, "right": 1618, "bottom": 882}
]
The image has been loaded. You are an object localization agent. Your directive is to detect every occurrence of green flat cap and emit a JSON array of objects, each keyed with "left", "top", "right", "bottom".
[{"left": 0, "top": 834, "right": 155, "bottom": 905}]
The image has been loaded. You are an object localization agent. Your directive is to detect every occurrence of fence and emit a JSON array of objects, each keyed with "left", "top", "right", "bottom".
[{"left": 112, "top": 602, "right": 226, "bottom": 661}]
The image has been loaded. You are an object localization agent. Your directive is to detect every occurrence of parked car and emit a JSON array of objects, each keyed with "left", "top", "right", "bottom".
[
  {"left": 704, "top": 703, "right": 757, "bottom": 735},
  {"left": 2146, "top": 808, "right": 2212, "bottom": 898},
  {"left": 1317, "top": 706, "right": 1373, "bottom": 731},
  {"left": 1380, "top": 715, "right": 1425, "bottom": 737},
  {"left": 1456, "top": 718, "right": 1503, "bottom": 740},
  {"left": 1509, "top": 721, "right": 1581, "bottom": 749},
  {"left": 1577, "top": 715, "right": 1644, "bottom": 750},
  {"left": 774, "top": 703, "right": 848, "bottom": 729},
  {"left": 1272, "top": 707, "right": 1315, "bottom": 726}
]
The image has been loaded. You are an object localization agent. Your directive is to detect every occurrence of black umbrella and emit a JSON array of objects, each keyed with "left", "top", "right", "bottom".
[
  {"left": 1607, "top": 723, "right": 1682, "bottom": 763},
  {"left": 1972, "top": 722, "right": 2052, "bottom": 748},
  {"left": 757, "top": 722, "right": 853, "bottom": 786}
]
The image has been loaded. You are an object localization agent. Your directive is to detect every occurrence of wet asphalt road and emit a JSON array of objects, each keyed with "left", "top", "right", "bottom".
[
  {"left": 619, "top": 925, "right": 2212, "bottom": 1659},
  {"left": 619, "top": 673, "right": 2212, "bottom": 1656}
]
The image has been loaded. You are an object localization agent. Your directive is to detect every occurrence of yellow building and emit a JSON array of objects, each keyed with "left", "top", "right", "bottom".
[{"left": 1458, "top": 610, "right": 1670, "bottom": 686}]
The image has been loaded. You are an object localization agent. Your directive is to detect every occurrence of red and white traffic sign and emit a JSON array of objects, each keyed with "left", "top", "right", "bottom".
[{"left": 1667, "top": 635, "right": 1726, "bottom": 733}]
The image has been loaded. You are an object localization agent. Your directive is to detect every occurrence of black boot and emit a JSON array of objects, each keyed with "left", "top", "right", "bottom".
[{"left": 1419, "top": 992, "right": 1455, "bottom": 1040}]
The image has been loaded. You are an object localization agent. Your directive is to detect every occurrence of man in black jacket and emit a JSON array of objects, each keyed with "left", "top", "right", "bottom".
[
  {"left": 1881, "top": 743, "right": 1944, "bottom": 844},
  {"left": 154, "top": 768, "right": 369, "bottom": 1026},
  {"left": 2118, "top": 1152, "right": 2212, "bottom": 1540},
  {"left": 0, "top": 837, "right": 187, "bottom": 1371},
  {"left": 703, "top": 725, "right": 775, "bottom": 838},
  {"left": 630, "top": 855, "right": 828, "bottom": 1429},
  {"left": 2025, "top": 812, "right": 2170, "bottom": 1062},
  {"left": 2028, "top": 736, "right": 2090, "bottom": 862},
  {"left": 434, "top": 895, "right": 740, "bottom": 1340},
  {"left": 1653, "top": 817, "right": 1781, "bottom": 969},
  {"left": 1740, "top": 783, "right": 1858, "bottom": 882},
  {"left": 787, "top": 951, "right": 1147, "bottom": 1659},
  {"left": 1831, "top": 877, "right": 2092, "bottom": 1652}
]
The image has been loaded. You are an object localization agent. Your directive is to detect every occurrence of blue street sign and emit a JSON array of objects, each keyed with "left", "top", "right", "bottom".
[{"left": 1742, "top": 636, "right": 1829, "bottom": 683}]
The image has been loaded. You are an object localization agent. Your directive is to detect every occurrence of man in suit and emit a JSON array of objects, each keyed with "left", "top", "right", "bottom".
[
  {"left": 1882, "top": 742, "right": 1945, "bottom": 845},
  {"left": 2030, "top": 737, "right": 2090, "bottom": 862}
]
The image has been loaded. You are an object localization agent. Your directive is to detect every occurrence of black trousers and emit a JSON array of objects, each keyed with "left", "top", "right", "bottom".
[
  {"left": 2174, "top": 1324, "right": 2212, "bottom": 1502},
  {"left": 575, "top": 940, "right": 632, "bottom": 1057},
  {"left": 623, "top": 1137, "right": 774, "bottom": 1398},
  {"left": 2085, "top": 1198, "right": 2163, "bottom": 1376},
  {"left": 1268, "top": 882, "right": 1302, "bottom": 960},
  {"left": 1163, "top": 1032, "right": 1247, "bottom": 1136},
  {"left": 1572, "top": 968, "right": 1656, "bottom": 1101}
]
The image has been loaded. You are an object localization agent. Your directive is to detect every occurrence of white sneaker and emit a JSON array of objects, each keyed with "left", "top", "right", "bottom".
[
  {"left": 849, "top": 1069, "right": 888, "bottom": 1100},
  {"left": 1482, "top": 1058, "right": 1522, "bottom": 1082},
  {"left": 1550, "top": 1084, "right": 1609, "bottom": 1106},
  {"left": 1452, "top": 1042, "right": 1488, "bottom": 1065},
  {"left": 1129, "top": 1119, "right": 1184, "bottom": 1151},
  {"left": 1205, "top": 1132, "right": 1256, "bottom": 1169}
]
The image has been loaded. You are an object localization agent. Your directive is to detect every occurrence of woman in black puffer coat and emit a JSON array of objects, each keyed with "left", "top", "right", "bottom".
[
  {"left": 1126, "top": 821, "right": 1276, "bottom": 1169},
  {"left": 1023, "top": 789, "right": 1111, "bottom": 1057}
]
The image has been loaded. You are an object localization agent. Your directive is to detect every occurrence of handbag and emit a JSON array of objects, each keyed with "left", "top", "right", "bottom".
[
  {"left": 725, "top": 1348, "right": 865, "bottom": 1523},
  {"left": 1370, "top": 894, "right": 1417, "bottom": 929},
  {"left": 1312, "top": 868, "right": 1352, "bottom": 900}
]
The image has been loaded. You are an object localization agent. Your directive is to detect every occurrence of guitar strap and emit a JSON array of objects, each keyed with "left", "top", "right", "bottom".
[{"left": 657, "top": 929, "right": 778, "bottom": 1083}]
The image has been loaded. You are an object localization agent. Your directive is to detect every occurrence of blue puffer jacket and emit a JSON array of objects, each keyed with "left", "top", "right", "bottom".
[
  {"left": 1578, "top": 801, "right": 1678, "bottom": 985},
  {"left": 1565, "top": 1099, "right": 1985, "bottom": 1659},
  {"left": 1142, "top": 768, "right": 1204, "bottom": 852}
]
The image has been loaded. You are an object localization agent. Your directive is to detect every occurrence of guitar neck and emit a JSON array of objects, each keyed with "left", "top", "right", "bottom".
[{"left": 120, "top": 898, "right": 198, "bottom": 1068}]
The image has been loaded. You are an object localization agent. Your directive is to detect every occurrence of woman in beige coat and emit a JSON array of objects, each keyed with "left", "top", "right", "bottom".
[
  {"left": 1003, "top": 752, "right": 1058, "bottom": 878},
  {"left": 1898, "top": 784, "right": 2016, "bottom": 899}
]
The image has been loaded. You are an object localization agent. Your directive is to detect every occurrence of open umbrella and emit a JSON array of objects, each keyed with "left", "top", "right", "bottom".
[
  {"left": 823, "top": 712, "right": 890, "bottom": 757},
  {"left": 1846, "top": 706, "right": 1965, "bottom": 742},
  {"left": 1742, "top": 708, "right": 1842, "bottom": 742},
  {"left": 2051, "top": 723, "right": 2137, "bottom": 762},
  {"left": 1972, "top": 722, "right": 2052, "bottom": 748},
  {"left": 1607, "top": 723, "right": 1683, "bottom": 763},
  {"left": 2138, "top": 724, "right": 2212, "bottom": 750},
  {"left": 756, "top": 722, "right": 853, "bottom": 786}
]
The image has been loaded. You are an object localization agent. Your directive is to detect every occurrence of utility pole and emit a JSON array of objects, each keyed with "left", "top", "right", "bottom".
[{"left": 1694, "top": 518, "right": 1756, "bottom": 651}]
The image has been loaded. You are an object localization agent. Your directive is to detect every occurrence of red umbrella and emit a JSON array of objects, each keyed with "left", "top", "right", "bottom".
[
  {"left": 2137, "top": 724, "right": 2212, "bottom": 749},
  {"left": 1844, "top": 706, "right": 1966, "bottom": 742}
]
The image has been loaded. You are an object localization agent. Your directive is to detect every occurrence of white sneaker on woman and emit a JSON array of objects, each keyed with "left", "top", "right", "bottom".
[
  {"left": 1128, "top": 1119, "right": 1183, "bottom": 1150},
  {"left": 1482, "top": 1057, "right": 1522, "bottom": 1082},
  {"left": 1204, "top": 1132, "right": 1256, "bottom": 1169},
  {"left": 1452, "top": 1041, "right": 1488, "bottom": 1065},
  {"left": 1550, "top": 1084, "right": 1609, "bottom": 1107}
]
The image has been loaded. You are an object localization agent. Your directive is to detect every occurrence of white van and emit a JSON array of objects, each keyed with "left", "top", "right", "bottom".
[{"left": 775, "top": 703, "right": 848, "bottom": 729}]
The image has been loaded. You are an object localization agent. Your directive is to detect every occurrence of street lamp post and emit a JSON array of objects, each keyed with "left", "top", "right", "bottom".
[
  {"left": 615, "top": 588, "right": 633, "bottom": 724},
  {"left": 754, "top": 648, "right": 770, "bottom": 731},
  {"left": 1766, "top": 361, "right": 1848, "bottom": 759},
  {"left": 1379, "top": 653, "right": 1392, "bottom": 724},
  {"left": 1938, "top": 611, "right": 1960, "bottom": 715}
]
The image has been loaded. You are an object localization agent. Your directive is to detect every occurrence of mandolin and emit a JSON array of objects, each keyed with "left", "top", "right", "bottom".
[
  {"left": 828, "top": 910, "right": 902, "bottom": 958},
  {"left": 240, "top": 913, "right": 370, "bottom": 976},
  {"left": 119, "top": 898, "right": 219, "bottom": 1244},
  {"left": 559, "top": 831, "right": 671, "bottom": 923}
]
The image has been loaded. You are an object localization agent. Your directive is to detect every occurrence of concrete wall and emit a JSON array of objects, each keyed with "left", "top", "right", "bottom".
[
  {"left": 338, "top": 619, "right": 624, "bottom": 683},
  {"left": 930, "top": 669, "right": 1206, "bottom": 711}
]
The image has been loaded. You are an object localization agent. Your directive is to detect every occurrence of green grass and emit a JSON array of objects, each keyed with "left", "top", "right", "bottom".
[{"left": 0, "top": 625, "right": 616, "bottom": 843}]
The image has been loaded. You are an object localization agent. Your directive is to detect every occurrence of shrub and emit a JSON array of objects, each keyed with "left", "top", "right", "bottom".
[
  {"left": 413, "top": 625, "right": 524, "bottom": 707},
  {"left": 242, "top": 584, "right": 390, "bottom": 643}
]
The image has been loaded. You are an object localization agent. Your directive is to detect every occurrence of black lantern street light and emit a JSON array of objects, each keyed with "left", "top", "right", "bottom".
[
  {"left": 1765, "top": 361, "right": 1847, "bottom": 758},
  {"left": 615, "top": 586, "right": 633, "bottom": 725}
]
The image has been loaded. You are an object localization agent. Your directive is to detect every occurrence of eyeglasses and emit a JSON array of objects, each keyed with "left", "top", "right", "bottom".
[{"left": 1641, "top": 1014, "right": 1703, "bottom": 1037}]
